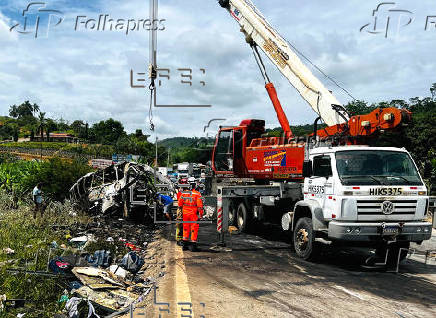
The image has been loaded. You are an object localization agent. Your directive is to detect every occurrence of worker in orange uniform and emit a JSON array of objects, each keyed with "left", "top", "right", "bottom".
[{"left": 178, "top": 177, "right": 204, "bottom": 251}]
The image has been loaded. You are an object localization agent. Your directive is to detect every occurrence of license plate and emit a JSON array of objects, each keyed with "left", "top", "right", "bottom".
[{"left": 382, "top": 226, "right": 399, "bottom": 235}]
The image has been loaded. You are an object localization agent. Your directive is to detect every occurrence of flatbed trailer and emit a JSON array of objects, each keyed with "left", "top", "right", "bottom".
[{"left": 214, "top": 182, "right": 302, "bottom": 235}]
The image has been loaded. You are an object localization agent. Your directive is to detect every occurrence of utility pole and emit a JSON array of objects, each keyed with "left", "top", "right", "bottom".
[{"left": 167, "top": 147, "right": 170, "bottom": 167}]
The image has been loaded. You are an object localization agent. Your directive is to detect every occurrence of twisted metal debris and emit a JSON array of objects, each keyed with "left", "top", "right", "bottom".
[{"left": 69, "top": 162, "right": 174, "bottom": 218}]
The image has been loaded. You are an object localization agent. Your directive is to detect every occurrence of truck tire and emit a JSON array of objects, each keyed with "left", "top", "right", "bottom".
[
  {"left": 293, "top": 217, "right": 319, "bottom": 261},
  {"left": 236, "top": 202, "right": 251, "bottom": 232}
]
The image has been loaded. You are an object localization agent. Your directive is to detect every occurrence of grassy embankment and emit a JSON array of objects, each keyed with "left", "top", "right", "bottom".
[{"left": 0, "top": 193, "right": 92, "bottom": 317}]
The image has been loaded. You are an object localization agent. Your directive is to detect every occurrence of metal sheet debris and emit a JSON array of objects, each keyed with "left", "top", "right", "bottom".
[{"left": 69, "top": 162, "right": 174, "bottom": 219}]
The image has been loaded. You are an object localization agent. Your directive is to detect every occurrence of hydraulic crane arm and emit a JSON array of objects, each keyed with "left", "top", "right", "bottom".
[{"left": 219, "top": 0, "right": 348, "bottom": 126}]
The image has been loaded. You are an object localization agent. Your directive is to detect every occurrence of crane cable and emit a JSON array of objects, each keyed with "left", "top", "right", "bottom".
[
  {"left": 148, "top": 66, "right": 156, "bottom": 131},
  {"left": 243, "top": 0, "right": 357, "bottom": 101},
  {"left": 284, "top": 39, "right": 357, "bottom": 102},
  {"left": 251, "top": 43, "right": 271, "bottom": 84},
  {"left": 148, "top": 83, "right": 155, "bottom": 131}
]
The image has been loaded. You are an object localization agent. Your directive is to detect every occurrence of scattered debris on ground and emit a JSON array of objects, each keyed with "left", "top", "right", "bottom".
[{"left": 0, "top": 191, "right": 168, "bottom": 318}]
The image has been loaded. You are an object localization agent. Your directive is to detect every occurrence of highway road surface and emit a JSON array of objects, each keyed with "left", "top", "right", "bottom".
[{"left": 139, "top": 224, "right": 436, "bottom": 318}]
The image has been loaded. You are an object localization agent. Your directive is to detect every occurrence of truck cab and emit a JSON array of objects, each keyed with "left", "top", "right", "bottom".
[{"left": 291, "top": 146, "right": 432, "bottom": 260}]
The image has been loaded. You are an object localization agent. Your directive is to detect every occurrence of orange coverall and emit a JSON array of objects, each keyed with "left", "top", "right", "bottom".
[{"left": 178, "top": 189, "right": 204, "bottom": 242}]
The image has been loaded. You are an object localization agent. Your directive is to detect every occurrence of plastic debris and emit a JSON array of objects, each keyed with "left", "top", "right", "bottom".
[
  {"left": 3, "top": 248, "right": 15, "bottom": 255},
  {"left": 125, "top": 242, "right": 140, "bottom": 252},
  {"left": 64, "top": 297, "right": 100, "bottom": 318},
  {"left": 109, "top": 265, "right": 127, "bottom": 279},
  {"left": 86, "top": 250, "right": 112, "bottom": 268},
  {"left": 120, "top": 252, "right": 144, "bottom": 274}
]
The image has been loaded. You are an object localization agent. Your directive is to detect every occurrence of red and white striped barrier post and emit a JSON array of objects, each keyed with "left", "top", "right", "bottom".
[{"left": 217, "top": 187, "right": 223, "bottom": 234}]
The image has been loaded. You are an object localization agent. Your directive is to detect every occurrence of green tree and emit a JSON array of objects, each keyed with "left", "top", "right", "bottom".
[
  {"left": 89, "top": 118, "right": 126, "bottom": 145},
  {"left": 37, "top": 112, "right": 46, "bottom": 141},
  {"left": 9, "top": 101, "right": 39, "bottom": 119},
  {"left": 344, "top": 100, "right": 376, "bottom": 115},
  {"left": 56, "top": 118, "right": 70, "bottom": 132},
  {"left": 71, "top": 120, "right": 85, "bottom": 137},
  {"left": 45, "top": 118, "right": 57, "bottom": 141},
  {"left": 115, "top": 135, "right": 136, "bottom": 154},
  {"left": 12, "top": 125, "right": 19, "bottom": 142},
  {"left": 21, "top": 157, "right": 93, "bottom": 201}
]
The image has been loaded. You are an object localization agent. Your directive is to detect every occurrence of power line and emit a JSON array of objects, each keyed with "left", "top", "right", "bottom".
[{"left": 244, "top": 0, "right": 358, "bottom": 101}]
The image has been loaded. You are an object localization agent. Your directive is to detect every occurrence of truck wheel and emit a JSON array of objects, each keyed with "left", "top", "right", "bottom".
[
  {"left": 293, "top": 217, "right": 318, "bottom": 260},
  {"left": 236, "top": 202, "right": 250, "bottom": 232}
]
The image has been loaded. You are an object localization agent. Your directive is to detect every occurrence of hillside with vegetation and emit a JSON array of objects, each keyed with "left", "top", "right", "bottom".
[
  {"left": 1, "top": 84, "right": 435, "bottom": 173},
  {"left": 0, "top": 101, "right": 170, "bottom": 165},
  {"left": 158, "top": 84, "right": 436, "bottom": 180}
]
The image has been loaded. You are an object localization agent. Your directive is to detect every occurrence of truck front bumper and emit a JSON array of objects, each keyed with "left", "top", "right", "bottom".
[{"left": 328, "top": 221, "right": 432, "bottom": 242}]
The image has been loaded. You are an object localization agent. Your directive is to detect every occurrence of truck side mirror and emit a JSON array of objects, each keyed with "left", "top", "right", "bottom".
[{"left": 303, "top": 160, "right": 313, "bottom": 178}]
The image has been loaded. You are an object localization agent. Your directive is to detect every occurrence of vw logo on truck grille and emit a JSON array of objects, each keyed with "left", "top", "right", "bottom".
[{"left": 382, "top": 201, "right": 394, "bottom": 215}]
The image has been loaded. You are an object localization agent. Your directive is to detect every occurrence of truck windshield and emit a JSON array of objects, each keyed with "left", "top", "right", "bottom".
[{"left": 335, "top": 150, "right": 422, "bottom": 186}]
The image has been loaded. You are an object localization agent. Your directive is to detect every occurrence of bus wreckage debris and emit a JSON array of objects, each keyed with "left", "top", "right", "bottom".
[{"left": 69, "top": 162, "right": 174, "bottom": 219}]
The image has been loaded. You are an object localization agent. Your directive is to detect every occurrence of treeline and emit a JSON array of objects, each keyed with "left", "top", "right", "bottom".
[
  {"left": 267, "top": 84, "right": 436, "bottom": 179},
  {"left": 2, "top": 83, "right": 435, "bottom": 171},
  {"left": 1, "top": 101, "right": 148, "bottom": 146},
  {"left": 0, "top": 101, "right": 170, "bottom": 165},
  {"left": 161, "top": 83, "right": 436, "bottom": 178}
]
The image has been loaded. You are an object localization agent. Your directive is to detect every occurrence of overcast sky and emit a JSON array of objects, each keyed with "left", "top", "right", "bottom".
[{"left": 0, "top": 0, "right": 435, "bottom": 139}]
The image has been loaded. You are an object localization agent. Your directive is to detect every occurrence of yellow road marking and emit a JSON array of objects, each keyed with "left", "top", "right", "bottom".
[{"left": 175, "top": 243, "right": 194, "bottom": 317}]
